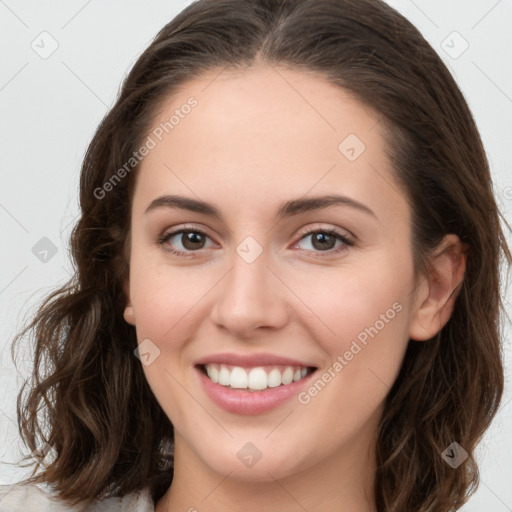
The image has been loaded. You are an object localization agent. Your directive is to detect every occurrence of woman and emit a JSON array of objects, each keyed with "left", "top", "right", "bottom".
[{"left": 1, "top": 0, "right": 510, "bottom": 510}]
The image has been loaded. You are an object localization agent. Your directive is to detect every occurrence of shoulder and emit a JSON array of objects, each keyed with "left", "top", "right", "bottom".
[
  {"left": 0, "top": 482, "right": 155, "bottom": 512},
  {"left": 0, "top": 483, "right": 77, "bottom": 512}
]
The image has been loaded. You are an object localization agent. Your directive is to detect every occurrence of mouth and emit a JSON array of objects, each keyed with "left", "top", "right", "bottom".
[
  {"left": 197, "top": 363, "right": 317, "bottom": 392},
  {"left": 194, "top": 352, "right": 319, "bottom": 414}
]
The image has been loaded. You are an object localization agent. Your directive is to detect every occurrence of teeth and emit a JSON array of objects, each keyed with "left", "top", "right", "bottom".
[
  {"left": 206, "top": 365, "right": 219, "bottom": 383},
  {"left": 281, "top": 367, "right": 294, "bottom": 385},
  {"left": 248, "top": 368, "right": 267, "bottom": 390},
  {"left": 230, "top": 367, "right": 248, "bottom": 389},
  {"left": 218, "top": 366, "right": 230, "bottom": 386},
  {"left": 267, "top": 368, "right": 282, "bottom": 388},
  {"left": 204, "top": 364, "right": 311, "bottom": 391}
]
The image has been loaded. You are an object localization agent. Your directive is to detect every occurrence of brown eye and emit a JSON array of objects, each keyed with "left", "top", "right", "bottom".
[
  {"left": 310, "top": 232, "right": 337, "bottom": 251},
  {"left": 293, "top": 229, "right": 355, "bottom": 257},
  {"left": 180, "top": 231, "right": 206, "bottom": 250},
  {"left": 159, "top": 228, "right": 214, "bottom": 256}
]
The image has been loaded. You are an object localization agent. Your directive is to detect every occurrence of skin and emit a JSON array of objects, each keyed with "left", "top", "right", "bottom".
[{"left": 123, "top": 64, "right": 466, "bottom": 512}]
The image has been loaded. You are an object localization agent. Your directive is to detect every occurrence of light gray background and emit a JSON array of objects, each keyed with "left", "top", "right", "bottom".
[{"left": 1, "top": 1, "right": 511, "bottom": 510}]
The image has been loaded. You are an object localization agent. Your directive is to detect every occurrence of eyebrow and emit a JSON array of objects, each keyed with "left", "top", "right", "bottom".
[{"left": 144, "top": 194, "right": 377, "bottom": 220}]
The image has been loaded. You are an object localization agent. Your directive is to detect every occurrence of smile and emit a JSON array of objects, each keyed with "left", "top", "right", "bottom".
[
  {"left": 200, "top": 364, "right": 314, "bottom": 391},
  {"left": 194, "top": 352, "right": 318, "bottom": 414}
]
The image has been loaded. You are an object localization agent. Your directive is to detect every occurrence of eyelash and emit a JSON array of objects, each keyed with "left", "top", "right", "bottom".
[{"left": 157, "top": 225, "right": 355, "bottom": 258}]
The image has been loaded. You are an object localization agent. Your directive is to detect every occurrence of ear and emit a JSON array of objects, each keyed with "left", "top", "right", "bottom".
[
  {"left": 123, "top": 278, "right": 136, "bottom": 326},
  {"left": 409, "top": 234, "right": 467, "bottom": 341}
]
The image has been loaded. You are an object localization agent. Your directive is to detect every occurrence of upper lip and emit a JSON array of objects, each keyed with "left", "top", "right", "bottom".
[{"left": 195, "top": 352, "right": 317, "bottom": 368}]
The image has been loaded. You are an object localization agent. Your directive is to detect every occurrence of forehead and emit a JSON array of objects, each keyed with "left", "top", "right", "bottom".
[{"left": 133, "top": 64, "right": 408, "bottom": 225}]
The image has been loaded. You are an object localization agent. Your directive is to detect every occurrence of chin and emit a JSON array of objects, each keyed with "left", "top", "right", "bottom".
[{"left": 193, "top": 437, "right": 311, "bottom": 482}]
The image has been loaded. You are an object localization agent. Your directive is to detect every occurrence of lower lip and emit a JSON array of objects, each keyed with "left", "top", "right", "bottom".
[{"left": 196, "top": 366, "right": 315, "bottom": 415}]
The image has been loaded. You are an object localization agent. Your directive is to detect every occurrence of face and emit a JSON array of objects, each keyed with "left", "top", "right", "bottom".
[{"left": 123, "top": 64, "right": 427, "bottom": 482}]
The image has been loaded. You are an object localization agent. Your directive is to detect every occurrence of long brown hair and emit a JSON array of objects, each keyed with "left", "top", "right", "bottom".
[{"left": 10, "top": 0, "right": 511, "bottom": 510}]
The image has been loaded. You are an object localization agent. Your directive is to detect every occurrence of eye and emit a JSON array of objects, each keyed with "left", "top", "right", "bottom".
[
  {"left": 292, "top": 228, "right": 355, "bottom": 257},
  {"left": 158, "top": 225, "right": 355, "bottom": 258},
  {"left": 158, "top": 227, "right": 215, "bottom": 256}
]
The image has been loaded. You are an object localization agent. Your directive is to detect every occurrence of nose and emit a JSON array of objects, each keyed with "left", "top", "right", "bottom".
[{"left": 210, "top": 245, "right": 290, "bottom": 338}]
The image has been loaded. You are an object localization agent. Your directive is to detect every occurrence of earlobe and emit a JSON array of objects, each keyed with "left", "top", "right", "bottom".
[
  {"left": 409, "top": 234, "right": 467, "bottom": 341},
  {"left": 123, "top": 279, "right": 136, "bottom": 326},
  {"left": 124, "top": 305, "right": 136, "bottom": 325}
]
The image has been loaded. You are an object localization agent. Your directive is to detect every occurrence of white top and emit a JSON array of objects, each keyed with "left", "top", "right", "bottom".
[{"left": 0, "top": 483, "right": 155, "bottom": 511}]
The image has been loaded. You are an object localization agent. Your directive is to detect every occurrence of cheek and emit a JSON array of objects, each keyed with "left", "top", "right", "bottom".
[
  {"left": 129, "top": 261, "right": 203, "bottom": 421},
  {"left": 300, "top": 255, "right": 411, "bottom": 346},
  {"left": 129, "top": 257, "right": 212, "bottom": 342},
  {"left": 295, "top": 252, "right": 413, "bottom": 403}
]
